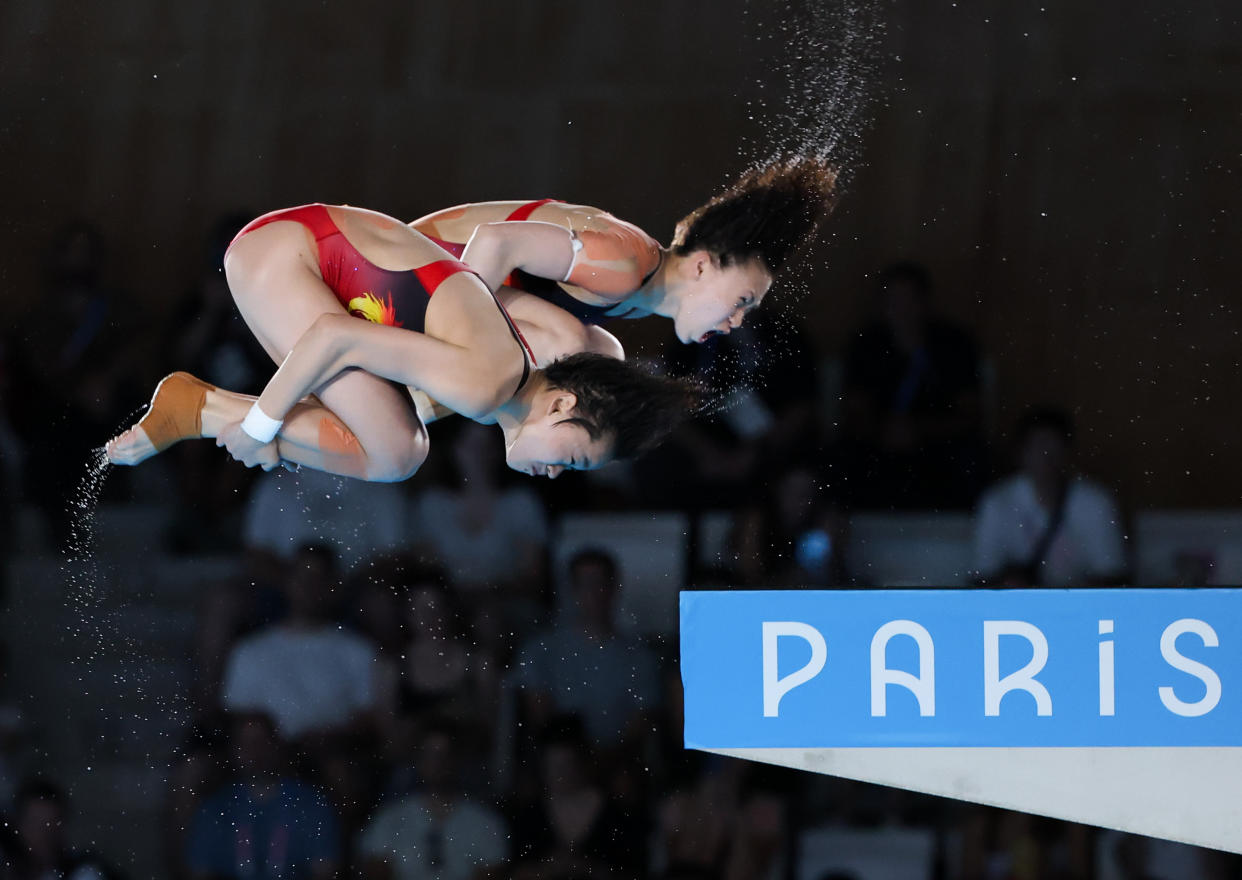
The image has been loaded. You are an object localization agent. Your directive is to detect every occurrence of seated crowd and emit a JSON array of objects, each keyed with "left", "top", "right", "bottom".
[{"left": 0, "top": 226, "right": 1224, "bottom": 880}]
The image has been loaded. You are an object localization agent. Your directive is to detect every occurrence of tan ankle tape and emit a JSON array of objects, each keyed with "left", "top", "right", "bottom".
[{"left": 139, "top": 372, "right": 213, "bottom": 452}]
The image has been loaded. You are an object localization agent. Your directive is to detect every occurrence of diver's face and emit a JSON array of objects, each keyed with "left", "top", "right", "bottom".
[
  {"left": 504, "top": 392, "right": 614, "bottom": 480},
  {"left": 673, "top": 254, "right": 773, "bottom": 344}
]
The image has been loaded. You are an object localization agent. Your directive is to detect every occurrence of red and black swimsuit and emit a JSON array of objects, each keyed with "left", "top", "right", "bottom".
[{"left": 233, "top": 204, "right": 533, "bottom": 389}]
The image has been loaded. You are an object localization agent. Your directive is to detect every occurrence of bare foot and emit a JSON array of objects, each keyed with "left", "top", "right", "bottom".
[
  {"left": 106, "top": 371, "right": 214, "bottom": 465},
  {"left": 106, "top": 425, "right": 158, "bottom": 465}
]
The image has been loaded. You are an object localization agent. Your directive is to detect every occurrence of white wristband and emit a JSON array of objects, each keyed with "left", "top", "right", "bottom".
[
  {"left": 240, "top": 402, "right": 282, "bottom": 443},
  {"left": 561, "top": 230, "right": 583, "bottom": 282}
]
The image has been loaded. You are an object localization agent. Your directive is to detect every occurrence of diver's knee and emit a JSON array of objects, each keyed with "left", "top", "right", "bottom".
[{"left": 366, "top": 435, "right": 428, "bottom": 483}]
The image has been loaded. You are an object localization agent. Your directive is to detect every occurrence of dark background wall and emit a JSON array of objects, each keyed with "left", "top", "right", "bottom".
[{"left": 3, "top": 0, "right": 1240, "bottom": 507}]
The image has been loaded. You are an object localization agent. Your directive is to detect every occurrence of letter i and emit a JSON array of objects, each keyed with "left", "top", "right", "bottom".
[{"left": 1099, "top": 620, "right": 1115, "bottom": 716}]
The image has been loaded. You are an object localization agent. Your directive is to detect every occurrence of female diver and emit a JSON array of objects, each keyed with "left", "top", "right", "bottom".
[
  {"left": 412, "top": 156, "right": 838, "bottom": 363},
  {"left": 106, "top": 156, "right": 833, "bottom": 480},
  {"left": 106, "top": 202, "right": 695, "bottom": 481}
]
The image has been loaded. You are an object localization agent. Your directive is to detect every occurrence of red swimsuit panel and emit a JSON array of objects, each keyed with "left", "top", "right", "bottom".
[{"left": 232, "top": 204, "right": 534, "bottom": 380}]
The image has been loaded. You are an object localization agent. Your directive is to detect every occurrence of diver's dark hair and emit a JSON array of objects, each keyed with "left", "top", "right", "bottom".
[
  {"left": 671, "top": 156, "right": 838, "bottom": 274},
  {"left": 541, "top": 352, "right": 702, "bottom": 461}
]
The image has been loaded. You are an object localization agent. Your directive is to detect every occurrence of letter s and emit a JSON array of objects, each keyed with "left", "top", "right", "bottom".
[{"left": 1158, "top": 618, "right": 1221, "bottom": 717}]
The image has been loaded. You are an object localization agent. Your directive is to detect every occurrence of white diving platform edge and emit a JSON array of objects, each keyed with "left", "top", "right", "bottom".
[{"left": 679, "top": 588, "right": 1242, "bottom": 853}]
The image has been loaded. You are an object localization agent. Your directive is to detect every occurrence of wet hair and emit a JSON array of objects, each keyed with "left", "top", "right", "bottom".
[
  {"left": 671, "top": 156, "right": 838, "bottom": 274},
  {"left": 542, "top": 352, "right": 702, "bottom": 460},
  {"left": 1015, "top": 406, "right": 1075, "bottom": 446}
]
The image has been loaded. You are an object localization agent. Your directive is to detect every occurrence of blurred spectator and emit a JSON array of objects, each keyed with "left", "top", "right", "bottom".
[
  {"left": 184, "top": 712, "right": 340, "bottom": 880},
  {"left": 637, "top": 308, "right": 821, "bottom": 509},
  {"left": 0, "top": 643, "right": 32, "bottom": 814},
  {"left": 348, "top": 560, "right": 410, "bottom": 658},
  {"left": 162, "top": 716, "right": 230, "bottom": 880},
  {"left": 243, "top": 467, "right": 409, "bottom": 572},
  {"left": 194, "top": 548, "right": 289, "bottom": 712},
  {"left": 3, "top": 777, "right": 120, "bottom": 880},
  {"left": 313, "top": 739, "right": 382, "bottom": 870},
  {"left": 220, "top": 543, "right": 378, "bottom": 744},
  {"left": 729, "top": 462, "right": 858, "bottom": 587},
  {"left": 1100, "top": 830, "right": 1238, "bottom": 880},
  {"left": 162, "top": 211, "right": 269, "bottom": 553},
  {"left": 0, "top": 333, "right": 23, "bottom": 565},
  {"left": 513, "top": 548, "right": 660, "bottom": 750},
  {"left": 411, "top": 420, "right": 549, "bottom": 610},
  {"left": 13, "top": 221, "right": 143, "bottom": 547},
  {"left": 1171, "top": 551, "right": 1215, "bottom": 588},
  {"left": 958, "top": 809, "right": 1090, "bottom": 880},
  {"left": 370, "top": 561, "right": 502, "bottom": 761},
  {"left": 655, "top": 758, "right": 788, "bottom": 880},
  {"left": 974, "top": 407, "right": 1128, "bottom": 586},
  {"left": 1110, "top": 834, "right": 1164, "bottom": 880},
  {"left": 509, "top": 716, "right": 647, "bottom": 879},
  {"left": 357, "top": 719, "right": 509, "bottom": 880},
  {"left": 835, "top": 261, "right": 987, "bottom": 509}
]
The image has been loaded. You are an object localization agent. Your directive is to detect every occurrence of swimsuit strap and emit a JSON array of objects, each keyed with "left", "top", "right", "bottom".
[
  {"left": 418, "top": 258, "right": 534, "bottom": 393},
  {"left": 492, "top": 298, "right": 533, "bottom": 392},
  {"left": 504, "top": 199, "right": 559, "bottom": 222},
  {"left": 231, "top": 203, "right": 340, "bottom": 245},
  {"left": 414, "top": 259, "right": 477, "bottom": 295}
]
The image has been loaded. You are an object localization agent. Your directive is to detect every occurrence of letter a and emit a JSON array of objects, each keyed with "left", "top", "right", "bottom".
[{"left": 871, "top": 620, "right": 936, "bottom": 716}]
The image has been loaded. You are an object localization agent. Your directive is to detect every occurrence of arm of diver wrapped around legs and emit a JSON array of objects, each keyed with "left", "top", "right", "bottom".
[{"left": 250, "top": 313, "right": 516, "bottom": 426}]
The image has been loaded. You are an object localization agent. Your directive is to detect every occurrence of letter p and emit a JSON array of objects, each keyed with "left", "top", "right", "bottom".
[{"left": 763, "top": 621, "right": 827, "bottom": 717}]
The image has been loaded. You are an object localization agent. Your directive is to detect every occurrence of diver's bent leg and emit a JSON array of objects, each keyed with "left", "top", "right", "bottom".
[{"left": 109, "top": 375, "right": 426, "bottom": 482}]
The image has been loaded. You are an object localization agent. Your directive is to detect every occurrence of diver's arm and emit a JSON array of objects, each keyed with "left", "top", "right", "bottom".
[
  {"left": 460, "top": 221, "right": 579, "bottom": 292},
  {"left": 252, "top": 313, "right": 518, "bottom": 425}
]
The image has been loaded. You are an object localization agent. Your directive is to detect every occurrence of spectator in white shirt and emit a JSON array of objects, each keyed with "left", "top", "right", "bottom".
[
  {"left": 974, "top": 407, "right": 1128, "bottom": 586},
  {"left": 221, "top": 542, "right": 378, "bottom": 743},
  {"left": 410, "top": 421, "right": 549, "bottom": 603},
  {"left": 243, "top": 467, "right": 409, "bottom": 572},
  {"left": 513, "top": 548, "right": 660, "bottom": 749},
  {"left": 358, "top": 719, "right": 509, "bottom": 880}
]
